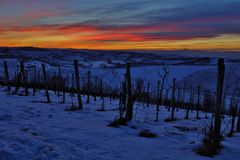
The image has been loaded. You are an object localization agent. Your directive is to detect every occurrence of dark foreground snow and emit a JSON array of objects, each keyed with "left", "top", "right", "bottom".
[{"left": 0, "top": 89, "right": 240, "bottom": 160}]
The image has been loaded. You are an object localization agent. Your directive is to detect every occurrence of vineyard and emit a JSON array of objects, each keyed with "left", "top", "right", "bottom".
[{"left": 0, "top": 57, "right": 240, "bottom": 159}]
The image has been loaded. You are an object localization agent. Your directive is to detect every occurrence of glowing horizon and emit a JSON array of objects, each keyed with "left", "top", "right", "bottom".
[{"left": 0, "top": 0, "right": 240, "bottom": 51}]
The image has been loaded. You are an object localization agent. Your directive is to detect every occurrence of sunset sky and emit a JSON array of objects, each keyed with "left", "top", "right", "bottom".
[{"left": 0, "top": 0, "right": 240, "bottom": 51}]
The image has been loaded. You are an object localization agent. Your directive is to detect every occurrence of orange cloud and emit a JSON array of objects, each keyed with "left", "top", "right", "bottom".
[{"left": 0, "top": 23, "right": 240, "bottom": 51}]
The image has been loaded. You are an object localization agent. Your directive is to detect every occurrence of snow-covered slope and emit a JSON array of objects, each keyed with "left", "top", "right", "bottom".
[
  {"left": 1, "top": 47, "right": 240, "bottom": 95},
  {"left": 178, "top": 63, "right": 240, "bottom": 96},
  {"left": 0, "top": 47, "right": 220, "bottom": 90},
  {"left": 0, "top": 88, "right": 240, "bottom": 160},
  {"left": 0, "top": 47, "right": 221, "bottom": 69}
]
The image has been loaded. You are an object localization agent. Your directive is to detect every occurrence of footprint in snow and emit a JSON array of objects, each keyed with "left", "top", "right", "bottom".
[{"left": 0, "top": 114, "right": 13, "bottom": 121}]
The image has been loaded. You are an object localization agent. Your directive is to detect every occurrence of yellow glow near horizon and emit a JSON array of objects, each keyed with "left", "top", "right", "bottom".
[{"left": 1, "top": 30, "right": 240, "bottom": 51}]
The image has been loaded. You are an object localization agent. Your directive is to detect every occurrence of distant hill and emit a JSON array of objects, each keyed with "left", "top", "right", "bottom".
[{"left": 0, "top": 47, "right": 233, "bottom": 68}]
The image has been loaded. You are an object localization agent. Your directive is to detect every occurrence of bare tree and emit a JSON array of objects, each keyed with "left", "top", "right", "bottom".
[
  {"left": 14, "top": 61, "right": 28, "bottom": 96},
  {"left": 228, "top": 98, "right": 238, "bottom": 137}
]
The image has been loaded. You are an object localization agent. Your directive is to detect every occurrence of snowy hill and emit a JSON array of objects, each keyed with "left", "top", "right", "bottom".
[
  {"left": 178, "top": 63, "right": 240, "bottom": 96},
  {"left": 0, "top": 47, "right": 222, "bottom": 69},
  {"left": 0, "top": 47, "right": 218, "bottom": 90}
]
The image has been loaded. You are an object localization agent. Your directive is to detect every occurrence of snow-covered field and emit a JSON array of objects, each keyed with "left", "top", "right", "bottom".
[
  {"left": 0, "top": 52, "right": 215, "bottom": 89},
  {"left": 0, "top": 47, "right": 220, "bottom": 68},
  {"left": 0, "top": 88, "right": 240, "bottom": 160}
]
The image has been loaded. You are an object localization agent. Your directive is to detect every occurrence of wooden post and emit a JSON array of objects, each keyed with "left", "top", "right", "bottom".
[
  {"left": 196, "top": 86, "right": 201, "bottom": 119},
  {"left": 155, "top": 80, "right": 160, "bottom": 122},
  {"left": 214, "top": 58, "right": 225, "bottom": 149},
  {"left": 74, "top": 60, "right": 83, "bottom": 110},
  {"left": 57, "top": 68, "right": 61, "bottom": 97},
  {"left": 87, "top": 71, "right": 91, "bottom": 103},
  {"left": 33, "top": 66, "right": 37, "bottom": 96},
  {"left": 62, "top": 80, "right": 66, "bottom": 104},
  {"left": 171, "top": 78, "right": 176, "bottom": 120},
  {"left": 122, "top": 74, "right": 127, "bottom": 111},
  {"left": 237, "top": 110, "right": 240, "bottom": 132},
  {"left": 126, "top": 62, "right": 133, "bottom": 121},
  {"left": 94, "top": 76, "right": 97, "bottom": 101},
  {"left": 119, "top": 93, "right": 123, "bottom": 119},
  {"left": 42, "top": 63, "right": 51, "bottom": 103},
  {"left": 165, "top": 89, "right": 169, "bottom": 109},
  {"left": 3, "top": 61, "right": 11, "bottom": 91},
  {"left": 21, "top": 61, "right": 28, "bottom": 96},
  {"left": 101, "top": 97, "right": 105, "bottom": 111},
  {"left": 14, "top": 63, "right": 22, "bottom": 94},
  {"left": 37, "top": 70, "right": 41, "bottom": 92},
  {"left": 100, "top": 80, "right": 103, "bottom": 99},
  {"left": 147, "top": 82, "right": 150, "bottom": 107},
  {"left": 71, "top": 73, "right": 75, "bottom": 97}
]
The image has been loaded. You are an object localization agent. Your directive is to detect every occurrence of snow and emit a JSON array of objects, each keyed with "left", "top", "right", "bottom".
[
  {"left": 0, "top": 47, "right": 239, "bottom": 159},
  {"left": 0, "top": 88, "right": 240, "bottom": 160},
  {"left": 0, "top": 56, "right": 214, "bottom": 89},
  {"left": 178, "top": 63, "right": 240, "bottom": 96}
]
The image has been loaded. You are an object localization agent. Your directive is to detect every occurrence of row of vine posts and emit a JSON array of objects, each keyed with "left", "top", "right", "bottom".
[{"left": 1, "top": 58, "right": 240, "bottom": 154}]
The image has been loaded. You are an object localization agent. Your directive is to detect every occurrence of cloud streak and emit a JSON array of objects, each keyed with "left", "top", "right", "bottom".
[{"left": 0, "top": 0, "right": 239, "bottom": 50}]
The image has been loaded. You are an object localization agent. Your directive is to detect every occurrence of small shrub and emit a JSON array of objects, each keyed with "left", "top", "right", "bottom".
[
  {"left": 164, "top": 117, "right": 177, "bottom": 122},
  {"left": 195, "top": 124, "right": 222, "bottom": 157},
  {"left": 108, "top": 118, "right": 128, "bottom": 128},
  {"left": 64, "top": 106, "right": 76, "bottom": 112},
  {"left": 64, "top": 101, "right": 77, "bottom": 112},
  {"left": 139, "top": 130, "right": 157, "bottom": 138},
  {"left": 195, "top": 144, "right": 218, "bottom": 157},
  {"left": 174, "top": 126, "right": 198, "bottom": 132},
  {"left": 202, "top": 125, "right": 214, "bottom": 146},
  {"left": 96, "top": 108, "right": 105, "bottom": 112}
]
